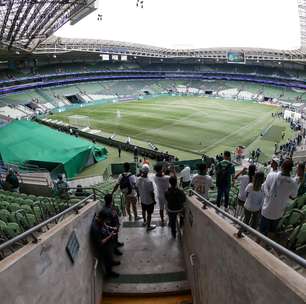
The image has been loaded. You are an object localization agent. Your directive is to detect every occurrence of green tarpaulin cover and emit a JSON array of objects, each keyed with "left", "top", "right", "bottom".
[{"left": 0, "top": 120, "right": 108, "bottom": 178}]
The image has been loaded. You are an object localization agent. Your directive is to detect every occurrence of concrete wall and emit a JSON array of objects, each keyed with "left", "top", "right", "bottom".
[
  {"left": 183, "top": 196, "right": 306, "bottom": 304},
  {"left": 0, "top": 201, "right": 103, "bottom": 304}
]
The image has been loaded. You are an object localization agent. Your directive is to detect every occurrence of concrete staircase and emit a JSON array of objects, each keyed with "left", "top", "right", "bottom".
[{"left": 102, "top": 204, "right": 191, "bottom": 299}]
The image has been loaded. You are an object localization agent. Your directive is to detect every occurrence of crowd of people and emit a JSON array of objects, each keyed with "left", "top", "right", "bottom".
[{"left": 91, "top": 148, "right": 306, "bottom": 277}]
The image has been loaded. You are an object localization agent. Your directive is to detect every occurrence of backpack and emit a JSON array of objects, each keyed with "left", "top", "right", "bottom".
[
  {"left": 120, "top": 173, "right": 133, "bottom": 194},
  {"left": 216, "top": 162, "right": 231, "bottom": 186}
]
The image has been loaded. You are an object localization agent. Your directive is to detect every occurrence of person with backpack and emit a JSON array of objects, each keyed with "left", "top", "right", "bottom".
[
  {"left": 215, "top": 151, "right": 235, "bottom": 211},
  {"left": 112, "top": 162, "right": 141, "bottom": 222}
]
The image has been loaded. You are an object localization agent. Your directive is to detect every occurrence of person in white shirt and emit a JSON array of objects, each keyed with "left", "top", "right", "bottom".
[
  {"left": 234, "top": 164, "right": 256, "bottom": 207},
  {"left": 191, "top": 163, "right": 213, "bottom": 200},
  {"left": 136, "top": 167, "right": 156, "bottom": 231},
  {"left": 153, "top": 163, "right": 170, "bottom": 226},
  {"left": 259, "top": 159, "right": 300, "bottom": 236},
  {"left": 243, "top": 171, "right": 265, "bottom": 229},
  {"left": 178, "top": 164, "right": 191, "bottom": 188}
]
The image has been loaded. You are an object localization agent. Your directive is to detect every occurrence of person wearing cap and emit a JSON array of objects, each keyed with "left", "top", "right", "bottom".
[
  {"left": 91, "top": 210, "right": 121, "bottom": 278},
  {"left": 136, "top": 166, "right": 156, "bottom": 231},
  {"left": 260, "top": 159, "right": 301, "bottom": 237}
]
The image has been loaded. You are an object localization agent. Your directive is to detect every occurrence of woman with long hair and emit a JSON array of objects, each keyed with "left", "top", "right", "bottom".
[{"left": 243, "top": 171, "right": 265, "bottom": 229}]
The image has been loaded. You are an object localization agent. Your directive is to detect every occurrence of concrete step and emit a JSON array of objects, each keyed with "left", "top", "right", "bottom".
[
  {"left": 103, "top": 223, "right": 190, "bottom": 296},
  {"left": 102, "top": 294, "right": 193, "bottom": 304}
]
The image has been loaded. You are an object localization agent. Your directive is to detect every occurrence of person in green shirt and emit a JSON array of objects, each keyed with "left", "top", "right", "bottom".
[{"left": 215, "top": 151, "right": 235, "bottom": 210}]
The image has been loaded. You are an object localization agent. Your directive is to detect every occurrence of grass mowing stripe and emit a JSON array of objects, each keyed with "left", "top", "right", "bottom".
[{"left": 51, "top": 96, "right": 292, "bottom": 159}]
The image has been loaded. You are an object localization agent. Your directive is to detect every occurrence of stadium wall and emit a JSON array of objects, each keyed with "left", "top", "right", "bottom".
[
  {"left": 0, "top": 201, "right": 103, "bottom": 304},
  {"left": 183, "top": 196, "right": 306, "bottom": 304}
]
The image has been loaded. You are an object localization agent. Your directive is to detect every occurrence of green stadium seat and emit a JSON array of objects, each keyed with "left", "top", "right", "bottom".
[
  {"left": 287, "top": 195, "right": 306, "bottom": 211},
  {"left": 19, "top": 205, "right": 33, "bottom": 214},
  {"left": 0, "top": 219, "right": 6, "bottom": 231},
  {"left": 23, "top": 198, "right": 34, "bottom": 206},
  {"left": 23, "top": 213, "right": 37, "bottom": 229},
  {"left": 277, "top": 209, "right": 304, "bottom": 232},
  {"left": 0, "top": 209, "right": 10, "bottom": 223},
  {"left": 32, "top": 203, "right": 45, "bottom": 222},
  {"left": 8, "top": 203, "right": 20, "bottom": 212},
  {"left": 287, "top": 223, "right": 306, "bottom": 250},
  {"left": 0, "top": 201, "right": 9, "bottom": 209},
  {"left": 4, "top": 222, "right": 21, "bottom": 238}
]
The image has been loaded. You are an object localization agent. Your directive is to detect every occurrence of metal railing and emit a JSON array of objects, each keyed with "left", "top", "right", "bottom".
[
  {"left": 0, "top": 193, "right": 95, "bottom": 253},
  {"left": 190, "top": 190, "right": 306, "bottom": 269}
]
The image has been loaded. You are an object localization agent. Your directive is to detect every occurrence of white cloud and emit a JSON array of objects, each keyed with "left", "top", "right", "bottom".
[{"left": 56, "top": 0, "right": 301, "bottom": 49}]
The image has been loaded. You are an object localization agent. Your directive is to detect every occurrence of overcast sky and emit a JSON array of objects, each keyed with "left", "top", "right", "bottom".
[{"left": 56, "top": 0, "right": 301, "bottom": 49}]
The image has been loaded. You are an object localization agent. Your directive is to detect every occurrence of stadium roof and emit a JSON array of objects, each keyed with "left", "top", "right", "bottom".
[
  {"left": 1, "top": 0, "right": 306, "bottom": 61},
  {"left": 0, "top": 0, "right": 96, "bottom": 51}
]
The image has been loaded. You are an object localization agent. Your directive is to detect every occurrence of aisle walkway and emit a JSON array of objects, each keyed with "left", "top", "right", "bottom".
[{"left": 102, "top": 205, "right": 191, "bottom": 300}]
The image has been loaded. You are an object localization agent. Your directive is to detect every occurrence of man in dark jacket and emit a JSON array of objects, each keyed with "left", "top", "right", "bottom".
[
  {"left": 165, "top": 176, "right": 186, "bottom": 239},
  {"left": 91, "top": 210, "right": 121, "bottom": 278},
  {"left": 215, "top": 151, "right": 235, "bottom": 210}
]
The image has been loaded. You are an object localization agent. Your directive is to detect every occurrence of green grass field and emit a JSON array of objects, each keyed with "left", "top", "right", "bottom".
[{"left": 50, "top": 96, "right": 294, "bottom": 176}]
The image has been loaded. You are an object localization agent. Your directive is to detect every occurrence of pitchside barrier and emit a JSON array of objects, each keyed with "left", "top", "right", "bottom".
[
  {"left": 111, "top": 163, "right": 137, "bottom": 176},
  {"left": 172, "top": 157, "right": 214, "bottom": 171},
  {"left": 36, "top": 118, "right": 176, "bottom": 162}
]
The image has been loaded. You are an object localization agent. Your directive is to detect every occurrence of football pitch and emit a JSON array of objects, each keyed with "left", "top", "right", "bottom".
[{"left": 51, "top": 96, "right": 293, "bottom": 161}]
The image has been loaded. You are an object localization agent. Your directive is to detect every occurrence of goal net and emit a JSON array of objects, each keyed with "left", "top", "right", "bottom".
[{"left": 68, "top": 115, "right": 90, "bottom": 128}]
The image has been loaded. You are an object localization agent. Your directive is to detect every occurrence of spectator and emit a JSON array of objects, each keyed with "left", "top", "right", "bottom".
[
  {"left": 260, "top": 159, "right": 300, "bottom": 237},
  {"left": 269, "top": 158, "right": 279, "bottom": 173},
  {"left": 234, "top": 164, "right": 256, "bottom": 209},
  {"left": 4, "top": 169, "right": 19, "bottom": 192},
  {"left": 153, "top": 163, "right": 170, "bottom": 226},
  {"left": 136, "top": 166, "right": 156, "bottom": 231},
  {"left": 102, "top": 194, "right": 124, "bottom": 247},
  {"left": 296, "top": 162, "right": 306, "bottom": 196},
  {"left": 112, "top": 162, "right": 141, "bottom": 222},
  {"left": 165, "top": 176, "right": 186, "bottom": 239},
  {"left": 55, "top": 174, "right": 69, "bottom": 199},
  {"left": 118, "top": 145, "right": 121, "bottom": 158},
  {"left": 75, "top": 184, "right": 90, "bottom": 197},
  {"left": 191, "top": 163, "right": 213, "bottom": 200},
  {"left": 91, "top": 210, "right": 121, "bottom": 278},
  {"left": 243, "top": 171, "right": 265, "bottom": 229},
  {"left": 215, "top": 151, "right": 235, "bottom": 210},
  {"left": 178, "top": 164, "right": 191, "bottom": 188},
  {"left": 133, "top": 146, "right": 138, "bottom": 162}
]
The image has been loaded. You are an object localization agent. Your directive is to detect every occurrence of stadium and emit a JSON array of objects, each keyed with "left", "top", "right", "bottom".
[{"left": 0, "top": 0, "right": 306, "bottom": 303}]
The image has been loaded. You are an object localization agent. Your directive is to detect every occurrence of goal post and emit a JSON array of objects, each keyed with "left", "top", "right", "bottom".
[{"left": 68, "top": 115, "right": 90, "bottom": 128}]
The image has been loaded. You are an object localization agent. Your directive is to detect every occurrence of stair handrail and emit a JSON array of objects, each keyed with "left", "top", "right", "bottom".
[{"left": 190, "top": 189, "right": 306, "bottom": 269}]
